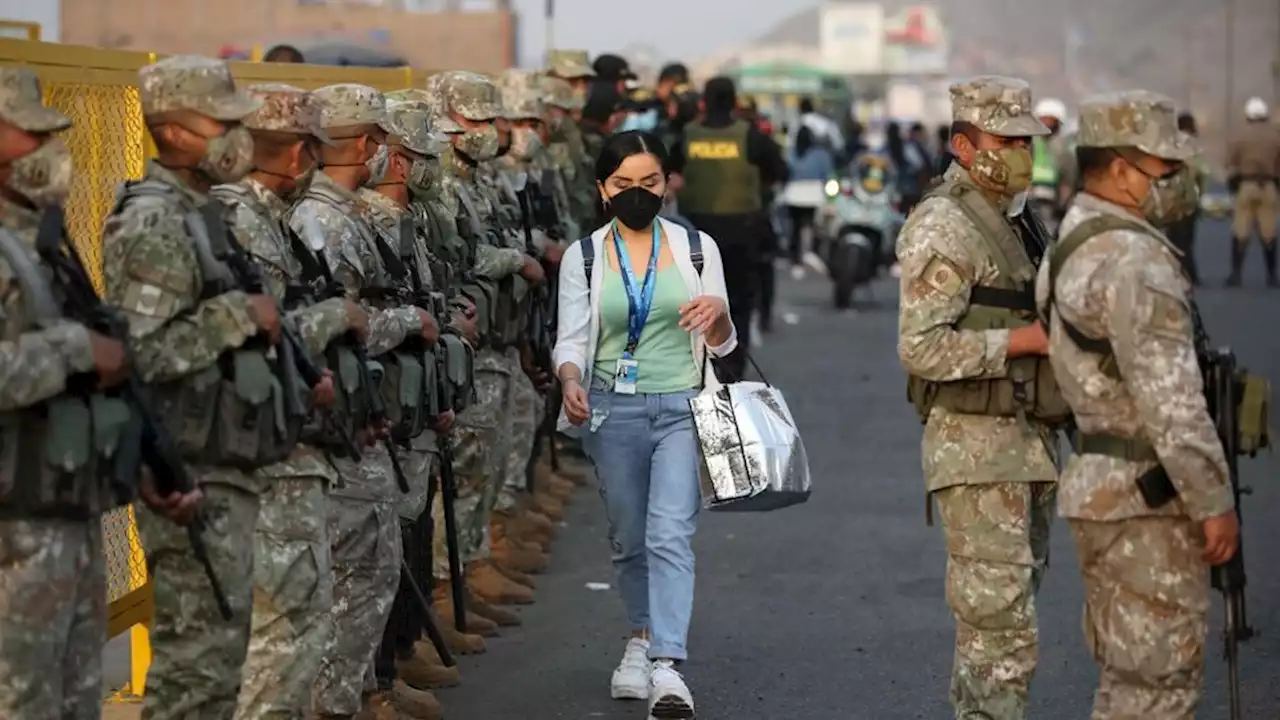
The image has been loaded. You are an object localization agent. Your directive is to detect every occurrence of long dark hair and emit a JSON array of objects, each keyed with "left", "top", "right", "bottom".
[
  {"left": 795, "top": 126, "right": 815, "bottom": 158},
  {"left": 594, "top": 130, "right": 670, "bottom": 227},
  {"left": 886, "top": 121, "right": 906, "bottom": 168}
]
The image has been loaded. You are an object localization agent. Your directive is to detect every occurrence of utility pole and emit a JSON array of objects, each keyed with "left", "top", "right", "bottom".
[
  {"left": 544, "top": 0, "right": 555, "bottom": 67},
  {"left": 1225, "top": 0, "right": 1235, "bottom": 143}
]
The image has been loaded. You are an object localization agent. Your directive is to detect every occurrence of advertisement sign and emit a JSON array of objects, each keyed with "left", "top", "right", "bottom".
[
  {"left": 819, "top": 3, "right": 884, "bottom": 75},
  {"left": 882, "top": 4, "right": 949, "bottom": 75}
]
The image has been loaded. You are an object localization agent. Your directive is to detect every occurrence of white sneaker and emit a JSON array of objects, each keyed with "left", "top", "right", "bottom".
[
  {"left": 803, "top": 250, "right": 828, "bottom": 276},
  {"left": 648, "top": 659, "right": 695, "bottom": 719},
  {"left": 790, "top": 265, "right": 805, "bottom": 280},
  {"left": 610, "top": 637, "right": 651, "bottom": 700}
]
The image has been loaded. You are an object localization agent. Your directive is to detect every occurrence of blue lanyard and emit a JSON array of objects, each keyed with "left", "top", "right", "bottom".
[{"left": 612, "top": 221, "right": 661, "bottom": 355}]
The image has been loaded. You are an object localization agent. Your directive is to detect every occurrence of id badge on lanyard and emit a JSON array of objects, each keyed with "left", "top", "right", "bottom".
[{"left": 613, "top": 222, "right": 660, "bottom": 395}]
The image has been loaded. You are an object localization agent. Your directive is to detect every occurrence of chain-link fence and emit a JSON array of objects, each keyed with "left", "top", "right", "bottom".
[{"left": 0, "top": 35, "right": 438, "bottom": 698}]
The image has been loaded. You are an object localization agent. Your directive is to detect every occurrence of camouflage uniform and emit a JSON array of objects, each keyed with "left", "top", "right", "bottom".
[
  {"left": 218, "top": 85, "right": 351, "bottom": 720},
  {"left": 539, "top": 74, "right": 597, "bottom": 229},
  {"left": 101, "top": 56, "right": 266, "bottom": 720},
  {"left": 423, "top": 72, "right": 529, "bottom": 579},
  {"left": 896, "top": 76, "right": 1058, "bottom": 719},
  {"left": 0, "top": 68, "right": 109, "bottom": 720},
  {"left": 284, "top": 84, "right": 416, "bottom": 718},
  {"left": 1034, "top": 91, "right": 1234, "bottom": 719}
]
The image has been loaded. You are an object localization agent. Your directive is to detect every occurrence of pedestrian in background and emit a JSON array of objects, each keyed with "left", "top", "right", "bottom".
[
  {"left": 784, "top": 126, "right": 835, "bottom": 276},
  {"left": 554, "top": 131, "right": 738, "bottom": 720}
]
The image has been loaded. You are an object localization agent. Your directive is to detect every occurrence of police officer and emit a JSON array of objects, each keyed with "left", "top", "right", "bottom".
[
  {"left": 1225, "top": 96, "right": 1280, "bottom": 287},
  {"left": 0, "top": 65, "right": 198, "bottom": 720},
  {"left": 1036, "top": 89, "right": 1239, "bottom": 718},
  {"left": 896, "top": 76, "right": 1065, "bottom": 719},
  {"left": 215, "top": 84, "right": 368, "bottom": 720},
  {"left": 668, "top": 76, "right": 787, "bottom": 379},
  {"left": 285, "top": 83, "right": 437, "bottom": 720},
  {"left": 102, "top": 55, "right": 295, "bottom": 718}
]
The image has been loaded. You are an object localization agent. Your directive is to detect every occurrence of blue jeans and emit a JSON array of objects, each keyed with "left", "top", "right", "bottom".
[{"left": 583, "top": 385, "right": 702, "bottom": 661}]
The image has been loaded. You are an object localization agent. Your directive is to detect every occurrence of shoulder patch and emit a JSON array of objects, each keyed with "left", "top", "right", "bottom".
[
  {"left": 922, "top": 255, "right": 965, "bottom": 297},
  {"left": 1141, "top": 283, "right": 1191, "bottom": 340}
]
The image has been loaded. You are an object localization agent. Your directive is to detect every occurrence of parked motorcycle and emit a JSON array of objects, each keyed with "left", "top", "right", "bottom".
[{"left": 815, "top": 153, "right": 905, "bottom": 309}]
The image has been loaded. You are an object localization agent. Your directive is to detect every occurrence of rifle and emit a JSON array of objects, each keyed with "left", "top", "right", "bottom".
[
  {"left": 397, "top": 214, "right": 470, "bottom": 633},
  {"left": 515, "top": 175, "right": 563, "bottom": 480},
  {"left": 35, "top": 207, "right": 233, "bottom": 619}
]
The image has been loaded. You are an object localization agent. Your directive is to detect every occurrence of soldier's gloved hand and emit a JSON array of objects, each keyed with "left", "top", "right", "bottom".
[
  {"left": 343, "top": 299, "right": 370, "bottom": 341},
  {"left": 417, "top": 308, "right": 440, "bottom": 346},
  {"left": 89, "top": 331, "right": 129, "bottom": 390},
  {"left": 311, "top": 369, "right": 336, "bottom": 410},
  {"left": 1228, "top": 175, "right": 1241, "bottom": 194},
  {"left": 431, "top": 410, "right": 455, "bottom": 433},
  {"left": 247, "top": 294, "right": 283, "bottom": 344},
  {"left": 1203, "top": 510, "right": 1240, "bottom": 565},
  {"left": 542, "top": 241, "right": 566, "bottom": 266},
  {"left": 519, "top": 254, "right": 546, "bottom": 286},
  {"left": 138, "top": 466, "right": 203, "bottom": 527},
  {"left": 457, "top": 297, "right": 477, "bottom": 319},
  {"left": 450, "top": 311, "right": 479, "bottom": 345}
]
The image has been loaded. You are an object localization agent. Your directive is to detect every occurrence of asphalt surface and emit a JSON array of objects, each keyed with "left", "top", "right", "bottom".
[{"left": 435, "top": 216, "right": 1280, "bottom": 720}]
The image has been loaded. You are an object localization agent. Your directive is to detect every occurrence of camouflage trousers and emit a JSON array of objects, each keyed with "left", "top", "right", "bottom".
[
  {"left": 495, "top": 348, "right": 543, "bottom": 512},
  {"left": 139, "top": 476, "right": 260, "bottom": 720},
  {"left": 934, "top": 481, "right": 1055, "bottom": 720},
  {"left": 432, "top": 347, "right": 511, "bottom": 578},
  {"left": 313, "top": 453, "right": 403, "bottom": 716},
  {"left": 1071, "top": 516, "right": 1208, "bottom": 720},
  {"left": 0, "top": 518, "right": 105, "bottom": 720},
  {"left": 233, "top": 476, "right": 334, "bottom": 720},
  {"left": 398, "top": 445, "right": 437, "bottom": 523}
]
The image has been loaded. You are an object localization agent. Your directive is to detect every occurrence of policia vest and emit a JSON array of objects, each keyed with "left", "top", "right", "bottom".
[
  {"left": 0, "top": 222, "right": 132, "bottom": 518},
  {"left": 115, "top": 180, "right": 303, "bottom": 470},
  {"left": 906, "top": 175, "right": 1070, "bottom": 425},
  {"left": 677, "top": 120, "right": 763, "bottom": 216},
  {"left": 1046, "top": 214, "right": 1271, "bottom": 462}
]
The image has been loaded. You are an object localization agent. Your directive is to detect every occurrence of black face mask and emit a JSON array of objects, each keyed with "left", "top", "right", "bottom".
[{"left": 608, "top": 186, "right": 664, "bottom": 230}]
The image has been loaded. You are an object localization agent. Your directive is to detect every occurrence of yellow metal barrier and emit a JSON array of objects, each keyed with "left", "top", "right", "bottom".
[
  {"left": 0, "top": 36, "right": 438, "bottom": 701},
  {"left": 0, "top": 20, "right": 40, "bottom": 41}
]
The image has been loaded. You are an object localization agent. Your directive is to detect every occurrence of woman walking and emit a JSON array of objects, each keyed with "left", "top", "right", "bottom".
[
  {"left": 553, "top": 130, "right": 738, "bottom": 719},
  {"left": 784, "top": 126, "right": 836, "bottom": 276}
]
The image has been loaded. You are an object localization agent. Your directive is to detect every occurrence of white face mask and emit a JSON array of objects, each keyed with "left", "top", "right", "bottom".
[{"left": 1007, "top": 189, "right": 1029, "bottom": 218}]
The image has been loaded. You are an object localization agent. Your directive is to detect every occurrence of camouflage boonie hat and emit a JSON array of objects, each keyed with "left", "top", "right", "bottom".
[
  {"left": 243, "top": 84, "right": 332, "bottom": 144},
  {"left": 949, "top": 75, "right": 1049, "bottom": 138},
  {"left": 0, "top": 68, "right": 70, "bottom": 133},
  {"left": 434, "top": 71, "right": 502, "bottom": 122},
  {"left": 389, "top": 87, "right": 463, "bottom": 134},
  {"left": 139, "top": 55, "right": 260, "bottom": 120},
  {"left": 386, "top": 98, "right": 447, "bottom": 158},
  {"left": 1076, "top": 90, "right": 1196, "bottom": 162},
  {"left": 539, "top": 75, "right": 581, "bottom": 112},
  {"left": 311, "top": 83, "right": 392, "bottom": 137},
  {"left": 499, "top": 70, "right": 544, "bottom": 120},
  {"left": 545, "top": 49, "right": 596, "bottom": 80}
]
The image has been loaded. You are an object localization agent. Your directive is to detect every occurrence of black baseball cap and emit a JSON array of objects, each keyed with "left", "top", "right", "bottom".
[{"left": 593, "top": 54, "right": 637, "bottom": 82}]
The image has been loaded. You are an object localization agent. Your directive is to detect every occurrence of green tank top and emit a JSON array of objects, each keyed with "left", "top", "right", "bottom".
[{"left": 593, "top": 262, "right": 700, "bottom": 394}]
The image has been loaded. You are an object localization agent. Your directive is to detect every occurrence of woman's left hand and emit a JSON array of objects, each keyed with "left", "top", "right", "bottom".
[{"left": 678, "top": 295, "right": 728, "bottom": 334}]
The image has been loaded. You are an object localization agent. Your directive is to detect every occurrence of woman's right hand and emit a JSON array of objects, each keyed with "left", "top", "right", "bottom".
[{"left": 562, "top": 378, "right": 590, "bottom": 426}]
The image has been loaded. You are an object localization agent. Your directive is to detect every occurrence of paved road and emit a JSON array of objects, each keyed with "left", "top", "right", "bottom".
[{"left": 435, "top": 218, "right": 1280, "bottom": 720}]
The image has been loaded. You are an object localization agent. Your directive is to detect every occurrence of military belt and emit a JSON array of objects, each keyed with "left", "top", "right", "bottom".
[{"left": 1071, "top": 431, "right": 1158, "bottom": 462}]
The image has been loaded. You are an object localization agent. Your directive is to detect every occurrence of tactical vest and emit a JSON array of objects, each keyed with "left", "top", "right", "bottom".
[
  {"left": 1032, "top": 136, "right": 1058, "bottom": 187},
  {"left": 677, "top": 120, "right": 762, "bottom": 216},
  {"left": 1047, "top": 213, "right": 1272, "bottom": 459},
  {"left": 905, "top": 178, "right": 1070, "bottom": 425},
  {"left": 493, "top": 170, "right": 533, "bottom": 347},
  {"left": 416, "top": 201, "right": 475, "bottom": 414},
  {"left": 0, "top": 227, "right": 132, "bottom": 519},
  {"left": 456, "top": 182, "right": 504, "bottom": 347},
  {"left": 284, "top": 184, "right": 381, "bottom": 457},
  {"left": 373, "top": 211, "right": 434, "bottom": 443},
  {"left": 115, "top": 181, "right": 301, "bottom": 470}
]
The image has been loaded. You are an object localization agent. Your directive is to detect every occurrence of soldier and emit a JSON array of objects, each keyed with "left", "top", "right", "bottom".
[
  {"left": 544, "top": 49, "right": 597, "bottom": 107},
  {"left": 1225, "top": 96, "right": 1280, "bottom": 287},
  {"left": 1035, "top": 89, "right": 1239, "bottom": 718},
  {"left": 0, "top": 66, "right": 199, "bottom": 720},
  {"left": 424, "top": 70, "right": 547, "bottom": 621},
  {"left": 285, "top": 83, "right": 437, "bottom": 720},
  {"left": 213, "top": 84, "right": 368, "bottom": 720},
  {"left": 540, "top": 74, "right": 597, "bottom": 233},
  {"left": 100, "top": 55, "right": 301, "bottom": 718},
  {"left": 896, "top": 76, "right": 1066, "bottom": 719}
]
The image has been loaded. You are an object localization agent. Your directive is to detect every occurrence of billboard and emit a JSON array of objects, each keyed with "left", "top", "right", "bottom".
[
  {"left": 819, "top": 3, "right": 884, "bottom": 75},
  {"left": 882, "top": 4, "right": 949, "bottom": 75}
]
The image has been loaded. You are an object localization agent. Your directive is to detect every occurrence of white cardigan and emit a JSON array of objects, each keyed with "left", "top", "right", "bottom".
[{"left": 553, "top": 217, "right": 739, "bottom": 434}]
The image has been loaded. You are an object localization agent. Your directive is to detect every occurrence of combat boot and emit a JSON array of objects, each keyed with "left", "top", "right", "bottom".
[
  {"left": 547, "top": 455, "right": 592, "bottom": 487},
  {"left": 530, "top": 491, "right": 565, "bottom": 521},
  {"left": 1263, "top": 243, "right": 1278, "bottom": 287},
  {"left": 397, "top": 643, "right": 461, "bottom": 690},
  {"left": 391, "top": 680, "right": 444, "bottom": 720},
  {"left": 465, "top": 586, "right": 523, "bottom": 626},
  {"left": 466, "top": 559, "right": 535, "bottom": 605},
  {"left": 491, "top": 555, "right": 537, "bottom": 589},
  {"left": 535, "top": 462, "right": 576, "bottom": 501},
  {"left": 1226, "top": 241, "right": 1245, "bottom": 287},
  {"left": 492, "top": 534, "right": 549, "bottom": 574},
  {"left": 433, "top": 585, "right": 499, "bottom": 637},
  {"left": 355, "top": 691, "right": 397, "bottom": 720},
  {"left": 493, "top": 507, "right": 555, "bottom": 549}
]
